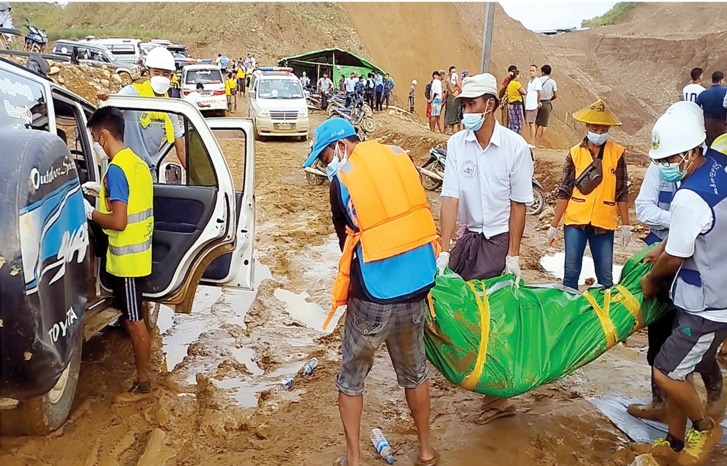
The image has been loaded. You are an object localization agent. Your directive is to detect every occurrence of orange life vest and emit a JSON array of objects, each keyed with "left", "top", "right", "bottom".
[
  {"left": 324, "top": 141, "right": 439, "bottom": 329},
  {"left": 563, "top": 139, "right": 625, "bottom": 231}
]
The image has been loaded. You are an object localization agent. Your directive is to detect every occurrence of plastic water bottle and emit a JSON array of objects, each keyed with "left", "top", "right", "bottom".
[
  {"left": 280, "top": 378, "right": 294, "bottom": 390},
  {"left": 302, "top": 357, "right": 319, "bottom": 376},
  {"left": 370, "top": 428, "right": 395, "bottom": 464}
]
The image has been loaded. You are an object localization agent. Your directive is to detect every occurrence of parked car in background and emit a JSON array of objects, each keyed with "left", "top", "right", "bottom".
[
  {"left": 89, "top": 38, "right": 144, "bottom": 67},
  {"left": 51, "top": 40, "right": 141, "bottom": 85},
  {"left": 249, "top": 67, "right": 310, "bottom": 141},
  {"left": 181, "top": 64, "right": 226, "bottom": 114}
]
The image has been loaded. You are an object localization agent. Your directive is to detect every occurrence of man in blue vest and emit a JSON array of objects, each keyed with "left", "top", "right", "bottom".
[
  {"left": 303, "top": 118, "right": 439, "bottom": 466},
  {"left": 640, "top": 105, "right": 727, "bottom": 464}
]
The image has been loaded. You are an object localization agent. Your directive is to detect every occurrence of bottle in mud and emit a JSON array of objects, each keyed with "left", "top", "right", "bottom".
[
  {"left": 302, "top": 357, "right": 319, "bottom": 376},
  {"left": 280, "top": 378, "right": 294, "bottom": 390},
  {"left": 370, "top": 428, "right": 395, "bottom": 464}
]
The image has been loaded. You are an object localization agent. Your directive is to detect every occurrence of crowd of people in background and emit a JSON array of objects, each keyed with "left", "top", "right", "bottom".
[{"left": 419, "top": 64, "right": 557, "bottom": 147}]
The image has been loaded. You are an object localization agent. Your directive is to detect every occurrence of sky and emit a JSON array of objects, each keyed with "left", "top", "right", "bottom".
[{"left": 499, "top": 1, "right": 618, "bottom": 30}]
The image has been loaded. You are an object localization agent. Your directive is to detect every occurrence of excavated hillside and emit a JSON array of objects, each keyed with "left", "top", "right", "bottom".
[
  {"left": 16, "top": 1, "right": 610, "bottom": 150},
  {"left": 546, "top": 2, "right": 727, "bottom": 154},
  {"left": 16, "top": 1, "right": 721, "bottom": 153}
]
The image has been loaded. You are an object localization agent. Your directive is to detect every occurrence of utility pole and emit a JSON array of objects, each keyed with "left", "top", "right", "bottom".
[{"left": 480, "top": 2, "right": 496, "bottom": 74}]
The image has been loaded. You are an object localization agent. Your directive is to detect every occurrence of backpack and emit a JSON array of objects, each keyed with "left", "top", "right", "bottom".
[{"left": 424, "top": 82, "right": 432, "bottom": 100}]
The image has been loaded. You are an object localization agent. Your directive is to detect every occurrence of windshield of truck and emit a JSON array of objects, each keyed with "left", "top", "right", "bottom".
[
  {"left": 185, "top": 69, "right": 223, "bottom": 85},
  {"left": 0, "top": 69, "right": 49, "bottom": 131},
  {"left": 257, "top": 79, "right": 304, "bottom": 99}
]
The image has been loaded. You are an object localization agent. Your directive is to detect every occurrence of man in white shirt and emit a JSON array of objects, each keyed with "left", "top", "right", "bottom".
[
  {"left": 524, "top": 65, "right": 542, "bottom": 148},
  {"left": 429, "top": 72, "right": 443, "bottom": 133},
  {"left": 640, "top": 105, "right": 727, "bottom": 464},
  {"left": 184, "top": 83, "right": 211, "bottom": 110},
  {"left": 344, "top": 72, "right": 357, "bottom": 107},
  {"left": 536, "top": 64, "right": 558, "bottom": 148},
  {"left": 437, "top": 73, "right": 533, "bottom": 426},
  {"left": 683, "top": 67, "right": 705, "bottom": 103},
  {"left": 630, "top": 101, "right": 724, "bottom": 429}
]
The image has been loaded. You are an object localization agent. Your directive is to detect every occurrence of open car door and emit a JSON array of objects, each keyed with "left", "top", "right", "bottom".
[
  {"left": 199, "top": 118, "right": 255, "bottom": 289},
  {"left": 101, "top": 96, "right": 237, "bottom": 312}
]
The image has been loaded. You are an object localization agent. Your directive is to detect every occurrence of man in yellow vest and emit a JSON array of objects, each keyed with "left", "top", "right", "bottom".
[
  {"left": 548, "top": 99, "right": 632, "bottom": 290},
  {"left": 303, "top": 119, "right": 439, "bottom": 466},
  {"left": 100, "top": 46, "right": 185, "bottom": 182},
  {"left": 82, "top": 107, "right": 154, "bottom": 403}
]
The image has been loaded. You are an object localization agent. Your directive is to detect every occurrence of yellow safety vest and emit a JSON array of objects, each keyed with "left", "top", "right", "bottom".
[
  {"left": 100, "top": 148, "right": 154, "bottom": 277},
  {"left": 563, "top": 139, "right": 625, "bottom": 231},
  {"left": 131, "top": 81, "right": 175, "bottom": 144}
]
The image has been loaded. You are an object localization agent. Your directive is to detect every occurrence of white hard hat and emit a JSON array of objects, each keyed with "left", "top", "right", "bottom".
[
  {"left": 649, "top": 107, "right": 706, "bottom": 160},
  {"left": 145, "top": 47, "right": 175, "bottom": 72},
  {"left": 666, "top": 101, "right": 705, "bottom": 130},
  {"left": 412, "top": 80, "right": 417, "bottom": 85}
]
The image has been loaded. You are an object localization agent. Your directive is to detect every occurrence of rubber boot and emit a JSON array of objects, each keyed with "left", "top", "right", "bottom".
[{"left": 628, "top": 373, "right": 668, "bottom": 421}]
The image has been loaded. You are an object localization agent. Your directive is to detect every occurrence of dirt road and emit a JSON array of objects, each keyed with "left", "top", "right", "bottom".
[{"left": 1, "top": 102, "right": 726, "bottom": 466}]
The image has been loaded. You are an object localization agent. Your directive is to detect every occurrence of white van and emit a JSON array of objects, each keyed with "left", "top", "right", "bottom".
[
  {"left": 181, "top": 64, "right": 227, "bottom": 113},
  {"left": 89, "top": 38, "right": 144, "bottom": 67},
  {"left": 249, "top": 67, "right": 309, "bottom": 141}
]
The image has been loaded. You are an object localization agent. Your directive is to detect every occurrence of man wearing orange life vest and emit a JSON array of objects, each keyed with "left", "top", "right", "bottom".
[
  {"left": 303, "top": 119, "right": 439, "bottom": 466},
  {"left": 548, "top": 99, "right": 631, "bottom": 290}
]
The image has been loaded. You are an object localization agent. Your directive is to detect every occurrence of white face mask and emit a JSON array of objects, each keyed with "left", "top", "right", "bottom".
[
  {"left": 326, "top": 143, "right": 348, "bottom": 180},
  {"left": 150, "top": 76, "right": 171, "bottom": 95},
  {"left": 93, "top": 141, "right": 108, "bottom": 161}
]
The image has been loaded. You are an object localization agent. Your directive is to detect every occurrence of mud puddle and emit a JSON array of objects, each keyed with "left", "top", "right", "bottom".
[
  {"left": 541, "top": 251, "right": 624, "bottom": 285},
  {"left": 274, "top": 288, "right": 344, "bottom": 332}
]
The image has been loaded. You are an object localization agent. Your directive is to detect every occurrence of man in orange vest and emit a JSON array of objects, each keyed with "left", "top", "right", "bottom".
[
  {"left": 548, "top": 99, "right": 632, "bottom": 289},
  {"left": 303, "top": 119, "right": 440, "bottom": 466}
]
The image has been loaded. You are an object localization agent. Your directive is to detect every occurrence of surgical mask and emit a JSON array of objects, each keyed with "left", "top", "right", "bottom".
[
  {"left": 150, "top": 76, "right": 171, "bottom": 95},
  {"left": 462, "top": 99, "right": 493, "bottom": 132},
  {"left": 587, "top": 131, "right": 609, "bottom": 146},
  {"left": 462, "top": 112, "right": 485, "bottom": 132},
  {"left": 658, "top": 153, "right": 690, "bottom": 182},
  {"left": 93, "top": 141, "right": 108, "bottom": 161},
  {"left": 326, "top": 143, "right": 347, "bottom": 180}
]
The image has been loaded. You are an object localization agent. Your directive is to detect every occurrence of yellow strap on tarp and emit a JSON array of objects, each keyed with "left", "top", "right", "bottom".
[
  {"left": 461, "top": 281, "right": 491, "bottom": 391},
  {"left": 583, "top": 289, "right": 618, "bottom": 348},
  {"left": 427, "top": 293, "right": 437, "bottom": 319},
  {"left": 614, "top": 284, "right": 643, "bottom": 330}
]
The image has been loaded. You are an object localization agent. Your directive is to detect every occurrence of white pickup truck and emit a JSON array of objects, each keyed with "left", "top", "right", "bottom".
[{"left": 0, "top": 57, "right": 256, "bottom": 435}]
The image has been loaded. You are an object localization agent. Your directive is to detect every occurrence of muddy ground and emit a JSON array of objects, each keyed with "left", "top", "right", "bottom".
[{"left": 1, "top": 100, "right": 726, "bottom": 466}]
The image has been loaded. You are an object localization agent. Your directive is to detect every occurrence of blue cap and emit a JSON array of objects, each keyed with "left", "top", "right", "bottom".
[{"left": 303, "top": 118, "right": 357, "bottom": 168}]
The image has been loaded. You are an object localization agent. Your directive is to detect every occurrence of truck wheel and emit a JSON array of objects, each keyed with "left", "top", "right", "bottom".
[
  {"left": 118, "top": 72, "right": 133, "bottom": 86},
  {"left": 0, "top": 332, "right": 82, "bottom": 435},
  {"left": 143, "top": 302, "right": 160, "bottom": 332}
]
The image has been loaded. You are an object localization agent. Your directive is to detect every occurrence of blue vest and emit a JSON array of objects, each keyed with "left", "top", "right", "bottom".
[
  {"left": 337, "top": 180, "right": 436, "bottom": 302},
  {"left": 671, "top": 157, "right": 727, "bottom": 313}
]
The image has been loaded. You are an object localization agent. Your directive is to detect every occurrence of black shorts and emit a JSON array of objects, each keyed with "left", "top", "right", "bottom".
[
  {"left": 109, "top": 275, "right": 144, "bottom": 322},
  {"left": 654, "top": 309, "right": 727, "bottom": 381}
]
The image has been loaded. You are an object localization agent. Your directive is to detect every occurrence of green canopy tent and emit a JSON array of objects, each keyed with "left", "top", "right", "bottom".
[{"left": 278, "top": 48, "right": 386, "bottom": 90}]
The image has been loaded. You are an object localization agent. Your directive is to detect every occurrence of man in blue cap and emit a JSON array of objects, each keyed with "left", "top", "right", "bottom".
[{"left": 304, "top": 119, "right": 439, "bottom": 466}]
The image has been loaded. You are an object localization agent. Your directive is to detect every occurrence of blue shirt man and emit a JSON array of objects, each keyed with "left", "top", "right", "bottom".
[
  {"left": 695, "top": 71, "right": 726, "bottom": 145},
  {"left": 220, "top": 55, "right": 229, "bottom": 70}
]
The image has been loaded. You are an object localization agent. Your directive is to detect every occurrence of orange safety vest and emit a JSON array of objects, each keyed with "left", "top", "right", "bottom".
[
  {"left": 563, "top": 139, "right": 625, "bottom": 231},
  {"left": 324, "top": 141, "right": 439, "bottom": 329}
]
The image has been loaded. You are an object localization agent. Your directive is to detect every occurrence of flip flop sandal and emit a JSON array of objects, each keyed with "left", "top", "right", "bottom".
[
  {"left": 474, "top": 404, "right": 517, "bottom": 425},
  {"left": 415, "top": 448, "right": 440, "bottom": 466},
  {"left": 333, "top": 455, "right": 348, "bottom": 466}
]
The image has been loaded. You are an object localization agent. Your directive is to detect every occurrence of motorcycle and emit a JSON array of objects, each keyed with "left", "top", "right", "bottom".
[
  {"left": 329, "top": 105, "right": 375, "bottom": 133},
  {"left": 327, "top": 91, "right": 373, "bottom": 118},
  {"left": 419, "top": 147, "right": 546, "bottom": 216},
  {"left": 24, "top": 24, "right": 47, "bottom": 53}
]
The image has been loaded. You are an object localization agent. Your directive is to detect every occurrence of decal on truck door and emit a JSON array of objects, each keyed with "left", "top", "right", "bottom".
[{"left": 19, "top": 174, "right": 88, "bottom": 295}]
